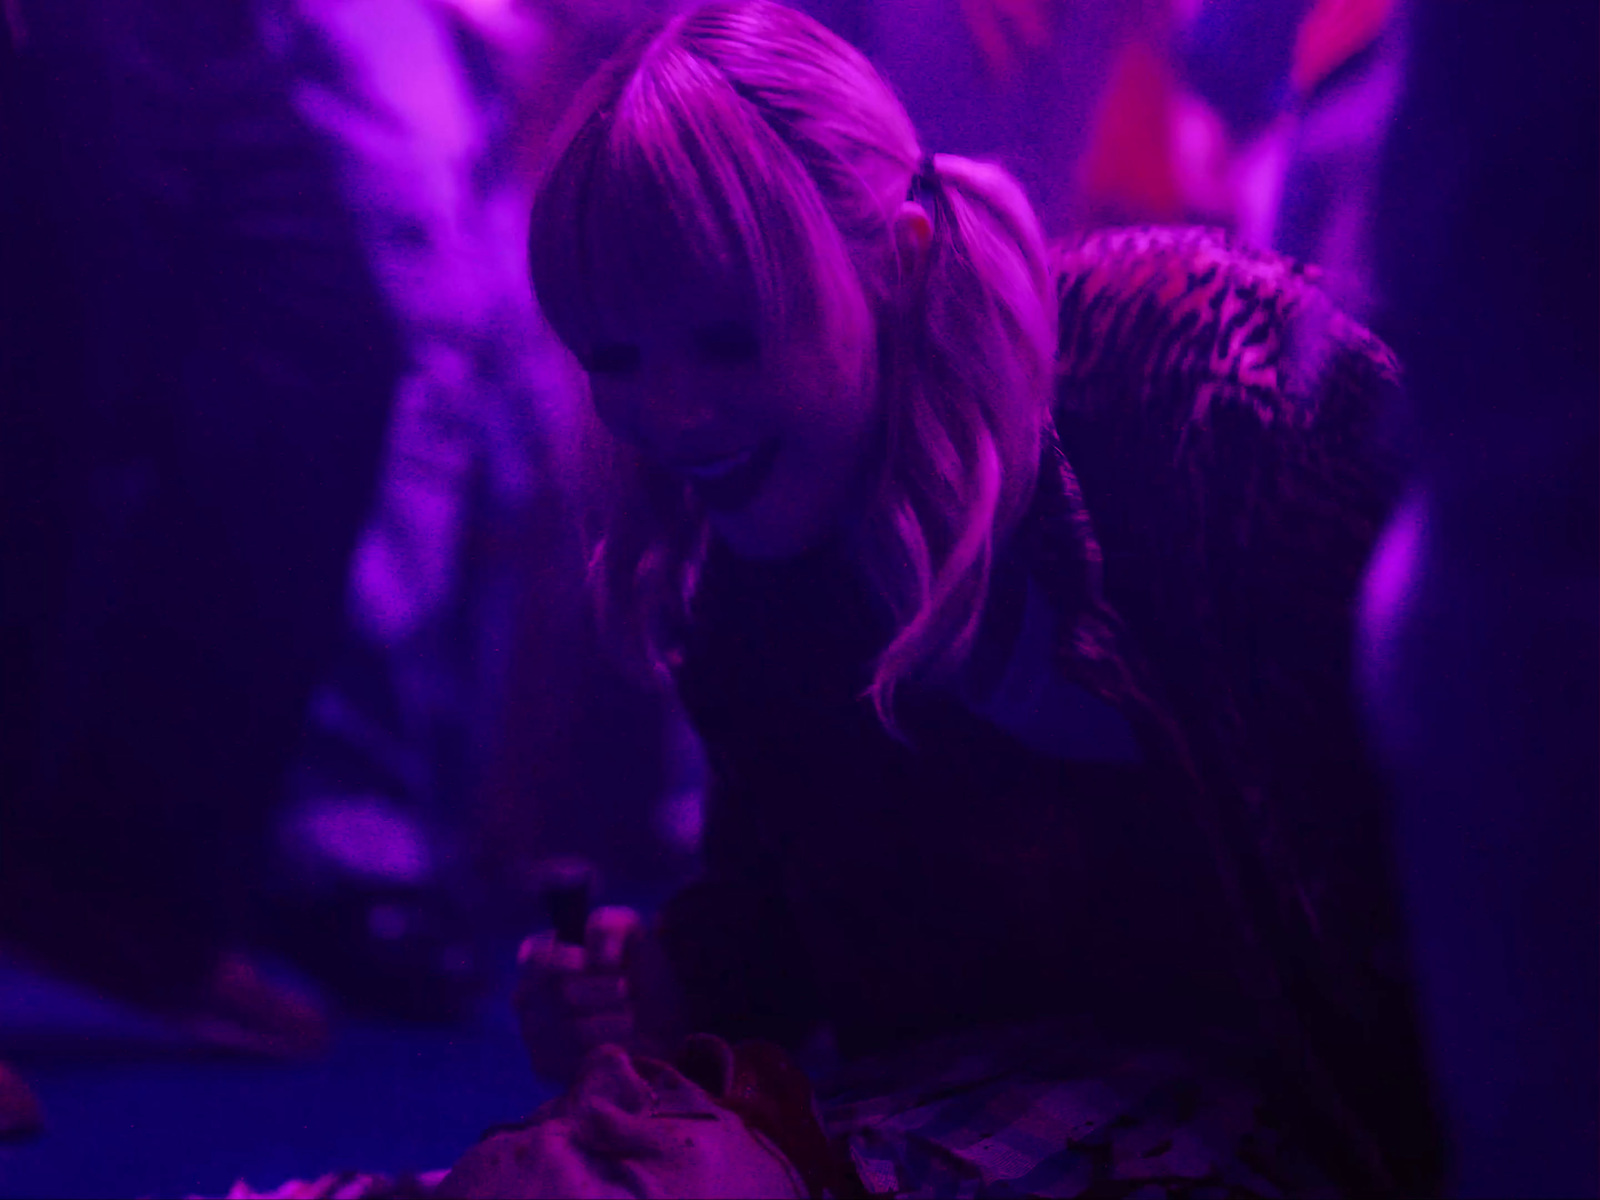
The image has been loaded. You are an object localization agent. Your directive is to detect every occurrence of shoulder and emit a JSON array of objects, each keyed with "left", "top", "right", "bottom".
[
  {"left": 1048, "top": 226, "right": 1400, "bottom": 431},
  {"left": 1035, "top": 226, "right": 1408, "bottom": 659}
]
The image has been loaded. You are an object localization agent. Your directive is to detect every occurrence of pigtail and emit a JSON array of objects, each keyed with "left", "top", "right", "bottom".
[{"left": 862, "top": 152, "right": 1058, "bottom": 733}]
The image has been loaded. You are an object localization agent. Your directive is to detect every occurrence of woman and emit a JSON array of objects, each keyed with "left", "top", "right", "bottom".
[{"left": 514, "top": 3, "right": 1441, "bottom": 1195}]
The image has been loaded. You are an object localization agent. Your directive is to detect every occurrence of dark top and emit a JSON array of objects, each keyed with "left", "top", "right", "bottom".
[
  {"left": 673, "top": 534, "right": 1248, "bottom": 1063},
  {"left": 660, "top": 228, "right": 1444, "bottom": 1194}
]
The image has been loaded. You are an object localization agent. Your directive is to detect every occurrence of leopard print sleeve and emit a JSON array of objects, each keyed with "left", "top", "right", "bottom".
[
  {"left": 1048, "top": 225, "right": 1403, "bottom": 817},
  {"left": 1047, "top": 227, "right": 1440, "bottom": 1193},
  {"left": 1052, "top": 225, "right": 1401, "bottom": 445}
]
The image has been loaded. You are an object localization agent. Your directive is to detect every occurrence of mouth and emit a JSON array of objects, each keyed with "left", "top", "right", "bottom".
[{"left": 672, "top": 438, "right": 782, "bottom": 514}]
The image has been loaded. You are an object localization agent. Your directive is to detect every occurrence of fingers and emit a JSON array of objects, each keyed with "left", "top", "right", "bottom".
[
  {"left": 514, "top": 908, "right": 649, "bottom": 1083},
  {"left": 516, "top": 931, "right": 585, "bottom": 976},
  {"left": 585, "top": 906, "right": 642, "bottom": 972},
  {"left": 516, "top": 908, "right": 642, "bottom": 1015},
  {"left": 516, "top": 932, "right": 540, "bottom": 966},
  {"left": 560, "top": 969, "right": 628, "bottom": 1013}
]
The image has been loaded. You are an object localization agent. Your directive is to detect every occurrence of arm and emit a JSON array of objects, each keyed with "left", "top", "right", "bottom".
[
  {"left": 514, "top": 729, "right": 827, "bottom": 1081},
  {"left": 1050, "top": 226, "right": 1402, "bottom": 801},
  {"left": 1049, "top": 227, "right": 1441, "bottom": 1190}
]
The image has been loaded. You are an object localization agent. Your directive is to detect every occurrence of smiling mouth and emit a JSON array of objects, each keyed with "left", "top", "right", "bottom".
[
  {"left": 677, "top": 438, "right": 782, "bottom": 513},
  {"left": 683, "top": 448, "right": 757, "bottom": 480}
]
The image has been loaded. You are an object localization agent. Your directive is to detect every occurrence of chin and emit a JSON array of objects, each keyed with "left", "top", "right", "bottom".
[
  {"left": 711, "top": 515, "right": 811, "bottom": 561},
  {"left": 710, "top": 495, "right": 828, "bottom": 562}
]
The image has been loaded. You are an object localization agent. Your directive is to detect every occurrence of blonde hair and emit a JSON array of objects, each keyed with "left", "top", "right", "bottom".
[{"left": 529, "top": 0, "right": 1057, "bottom": 732}]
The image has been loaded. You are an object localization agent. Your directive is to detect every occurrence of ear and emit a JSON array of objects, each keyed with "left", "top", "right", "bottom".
[{"left": 893, "top": 199, "right": 934, "bottom": 276}]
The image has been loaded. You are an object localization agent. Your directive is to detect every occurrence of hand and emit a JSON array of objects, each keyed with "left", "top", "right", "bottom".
[{"left": 515, "top": 906, "right": 658, "bottom": 1086}]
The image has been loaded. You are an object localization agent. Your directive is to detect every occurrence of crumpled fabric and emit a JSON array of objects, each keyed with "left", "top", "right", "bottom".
[
  {"left": 817, "top": 1022, "right": 1340, "bottom": 1200},
  {"left": 200, "top": 1168, "right": 447, "bottom": 1199},
  {"left": 439, "top": 1042, "right": 809, "bottom": 1199},
  {"left": 200, "top": 1037, "right": 826, "bottom": 1200}
]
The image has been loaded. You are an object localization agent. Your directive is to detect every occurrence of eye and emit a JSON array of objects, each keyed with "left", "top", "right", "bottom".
[
  {"left": 583, "top": 343, "right": 642, "bottom": 377},
  {"left": 691, "top": 320, "right": 760, "bottom": 366}
]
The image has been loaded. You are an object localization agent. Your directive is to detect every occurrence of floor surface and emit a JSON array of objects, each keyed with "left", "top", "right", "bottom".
[{"left": 0, "top": 950, "right": 554, "bottom": 1199}]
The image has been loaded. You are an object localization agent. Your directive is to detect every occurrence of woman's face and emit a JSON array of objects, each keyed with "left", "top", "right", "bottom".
[{"left": 582, "top": 277, "right": 880, "bottom": 560}]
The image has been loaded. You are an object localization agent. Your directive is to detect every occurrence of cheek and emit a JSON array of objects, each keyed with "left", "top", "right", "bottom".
[
  {"left": 587, "top": 379, "right": 642, "bottom": 446},
  {"left": 767, "top": 379, "right": 879, "bottom": 523},
  {"left": 787, "top": 370, "right": 879, "bottom": 478},
  {"left": 774, "top": 340, "right": 872, "bottom": 438}
]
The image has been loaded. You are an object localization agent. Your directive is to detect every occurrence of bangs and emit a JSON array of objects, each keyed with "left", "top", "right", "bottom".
[
  {"left": 528, "top": 2, "right": 1057, "bottom": 737},
  {"left": 531, "top": 31, "right": 854, "bottom": 361}
]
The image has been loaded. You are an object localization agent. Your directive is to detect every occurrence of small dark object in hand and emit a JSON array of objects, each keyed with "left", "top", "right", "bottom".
[{"left": 541, "top": 858, "right": 597, "bottom": 946}]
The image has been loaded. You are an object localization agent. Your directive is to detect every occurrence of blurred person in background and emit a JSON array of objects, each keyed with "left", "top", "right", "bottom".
[
  {"left": 1172, "top": 0, "right": 1403, "bottom": 317},
  {"left": 263, "top": 0, "right": 588, "bottom": 1025},
  {"left": 1355, "top": 2, "right": 1598, "bottom": 1195},
  {"left": 0, "top": 0, "right": 694, "bottom": 1140},
  {"left": 0, "top": 0, "right": 403, "bottom": 1130},
  {"left": 797, "top": 0, "right": 1156, "bottom": 238},
  {"left": 789, "top": 0, "right": 1404, "bottom": 278},
  {"left": 1030, "top": 0, "right": 1405, "bottom": 309},
  {"left": 263, "top": 0, "right": 704, "bottom": 1024}
]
